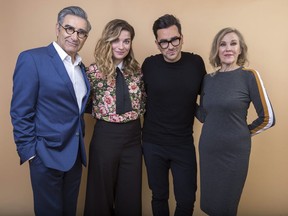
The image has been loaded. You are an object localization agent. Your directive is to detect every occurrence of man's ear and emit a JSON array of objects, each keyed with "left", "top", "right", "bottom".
[
  {"left": 155, "top": 40, "right": 161, "bottom": 51},
  {"left": 55, "top": 23, "right": 60, "bottom": 37}
]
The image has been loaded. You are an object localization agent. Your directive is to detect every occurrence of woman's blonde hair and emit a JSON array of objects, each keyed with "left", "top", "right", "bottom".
[
  {"left": 94, "top": 19, "right": 140, "bottom": 78},
  {"left": 209, "top": 27, "right": 248, "bottom": 68}
]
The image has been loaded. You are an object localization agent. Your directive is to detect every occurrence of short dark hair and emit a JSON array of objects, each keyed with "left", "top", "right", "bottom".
[
  {"left": 152, "top": 14, "right": 182, "bottom": 39},
  {"left": 58, "top": 6, "right": 91, "bottom": 32}
]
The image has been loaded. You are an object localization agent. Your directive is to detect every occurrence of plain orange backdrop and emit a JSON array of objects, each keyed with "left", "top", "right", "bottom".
[{"left": 1, "top": 0, "right": 287, "bottom": 215}]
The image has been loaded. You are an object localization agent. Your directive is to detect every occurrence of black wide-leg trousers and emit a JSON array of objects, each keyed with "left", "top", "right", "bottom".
[{"left": 84, "top": 119, "right": 142, "bottom": 216}]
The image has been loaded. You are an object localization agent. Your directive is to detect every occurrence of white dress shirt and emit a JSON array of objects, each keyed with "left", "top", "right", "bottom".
[{"left": 53, "top": 42, "right": 87, "bottom": 112}]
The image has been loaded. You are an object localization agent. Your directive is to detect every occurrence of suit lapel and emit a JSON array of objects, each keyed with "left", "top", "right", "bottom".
[
  {"left": 47, "top": 43, "right": 77, "bottom": 102},
  {"left": 79, "top": 62, "right": 91, "bottom": 114}
]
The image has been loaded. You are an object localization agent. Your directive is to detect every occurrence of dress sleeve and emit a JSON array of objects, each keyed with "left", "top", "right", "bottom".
[
  {"left": 195, "top": 76, "right": 206, "bottom": 123},
  {"left": 195, "top": 103, "right": 206, "bottom": 123},
  {"left": 247, "top": 69, "right": 275, "bottom": 136}
]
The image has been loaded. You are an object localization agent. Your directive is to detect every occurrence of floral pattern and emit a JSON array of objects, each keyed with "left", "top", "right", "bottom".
[{"left": 86, "top": 64, "right": 146, "bottom": 123}]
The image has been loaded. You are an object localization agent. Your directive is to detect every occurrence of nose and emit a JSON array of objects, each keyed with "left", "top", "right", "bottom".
[
  {"left": 225, "top": 44, "right": 232, "bottom": 51},
  {"left": 168, "top": 42, "right": 173, "bottom": 49},
  {"left": 118, "top": 42, "right": 124, "bottom": 49},
  {"left": 71, "top": 32, "right": 78, "bottom": 40}
]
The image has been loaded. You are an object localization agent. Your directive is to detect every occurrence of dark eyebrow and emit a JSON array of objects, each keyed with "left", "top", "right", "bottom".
[{"left": 159, "top": 36, "right": 180, "bottom": 43}]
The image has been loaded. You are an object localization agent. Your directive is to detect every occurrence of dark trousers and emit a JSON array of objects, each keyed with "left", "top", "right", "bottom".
[
  {"left": 84, "top": 119, "right": 142, "bottom": 216},
  {"left": 143, "top": 141, "right": 197, "bottom": 216},
  {"left": 29, "top": 154, "right": 82, "bottom": 216}
]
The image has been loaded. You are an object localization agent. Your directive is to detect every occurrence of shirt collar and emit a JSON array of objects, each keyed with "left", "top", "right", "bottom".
[
  {"left": 53, "top": 41, "right": 82, "bottom": 65},
  {"left": 116, "top": 61, "right": 124, "bottom": 70}
]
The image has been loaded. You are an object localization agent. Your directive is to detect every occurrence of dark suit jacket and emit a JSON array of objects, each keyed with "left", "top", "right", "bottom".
[{"left": 10, "top": 43, "right": 90, "bottom": 171}]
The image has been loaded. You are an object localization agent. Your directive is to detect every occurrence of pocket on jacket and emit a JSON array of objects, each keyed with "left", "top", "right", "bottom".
[{"left": 37, "top": 133, "right": 62, "bottom": 149}]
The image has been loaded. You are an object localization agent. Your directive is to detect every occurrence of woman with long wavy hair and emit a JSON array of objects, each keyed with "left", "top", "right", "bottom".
[{"left": 84, "top": 19, "right": 146, "bottom": 216}]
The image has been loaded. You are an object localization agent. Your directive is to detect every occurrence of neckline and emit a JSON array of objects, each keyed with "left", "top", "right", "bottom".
[{"left": 217, "top": 66, "right": 242, "bottom": 74}]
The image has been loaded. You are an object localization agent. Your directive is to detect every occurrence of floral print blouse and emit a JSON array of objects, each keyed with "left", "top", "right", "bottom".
[{"left": 86, "top": 64, "right": 146, "bottom": 123}]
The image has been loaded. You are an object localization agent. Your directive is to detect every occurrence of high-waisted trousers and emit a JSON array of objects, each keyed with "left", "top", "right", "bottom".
[{"left": 84, "top": 119, "right": 142, "bottom": 216}]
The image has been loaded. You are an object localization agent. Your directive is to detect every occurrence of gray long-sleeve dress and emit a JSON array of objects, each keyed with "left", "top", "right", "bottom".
[{"left": 196, "top": 67, "right": 275, "bottom": 216}]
